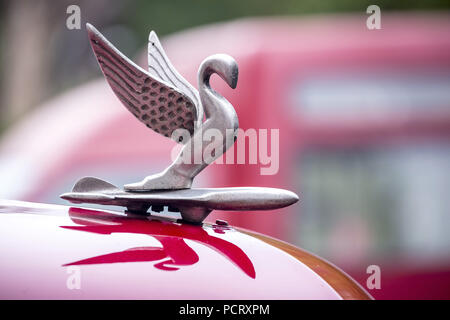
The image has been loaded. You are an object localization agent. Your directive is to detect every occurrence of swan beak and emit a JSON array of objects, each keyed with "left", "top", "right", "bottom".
[
  {"left": 229, "top": 65, "right": 238, "bottom": 89},
  {"left": 200, "top": 54, "right": 239, "bottom": 89},
  {"left": 224, "top": 55, "right": 239, "bottom": 89}
]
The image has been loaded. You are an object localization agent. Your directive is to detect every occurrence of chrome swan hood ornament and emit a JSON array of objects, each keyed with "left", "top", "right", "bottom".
[
  {"left": 61, "top": 24, "right": 298, "bottom": 224},
  {"left": 86, "top": 24, "right": 238, "bottom": 191}
]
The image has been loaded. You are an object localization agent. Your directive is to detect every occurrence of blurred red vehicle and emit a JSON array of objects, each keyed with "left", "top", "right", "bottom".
[{"left": 0, "top": 14, "right": 449, "bottom": 299}]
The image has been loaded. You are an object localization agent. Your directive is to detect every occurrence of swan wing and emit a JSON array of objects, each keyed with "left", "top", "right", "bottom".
[
  {"left": 87, "top": 24, "right": 197, "bottom": 143},
  {"left": 148, "top": 31, "right": 203, "bottom": 126}
]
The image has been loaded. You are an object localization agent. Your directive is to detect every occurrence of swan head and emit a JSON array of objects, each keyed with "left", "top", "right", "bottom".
[{"left": 198, "top": 54, "right": 238, "bottom": 89}]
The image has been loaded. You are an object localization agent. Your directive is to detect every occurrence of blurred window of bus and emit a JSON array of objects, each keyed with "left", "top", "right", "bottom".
[{"left": 290, "top": 69, "right": 450, "bottom": 268}]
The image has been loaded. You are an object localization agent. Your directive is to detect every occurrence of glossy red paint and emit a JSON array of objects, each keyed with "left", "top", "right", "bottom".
[
  {"left": 62, "top": 207, "right": 255, "bottom": 278},
  {"left": 0, "top": 200, "right": 369, "bottom": 299}
]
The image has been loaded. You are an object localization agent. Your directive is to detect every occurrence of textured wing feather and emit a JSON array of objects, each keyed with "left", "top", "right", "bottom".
[
  {"left": 87, "top": 24, "right": 197, "bottom": 142},
  {"left": 148, "top": 31, "right": 203, "bottom": 124}
]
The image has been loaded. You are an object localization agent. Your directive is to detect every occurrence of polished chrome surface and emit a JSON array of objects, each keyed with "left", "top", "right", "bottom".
[
  {"left": 62, "top": 24, "right": 299, "bottom": 224},
  {"left": 61, "top": 177, "right": 299, "bottom": 224},
  {"left": 87, "top": 24, "right": 199, "bottom": 140},
  {"left": 87, "top": 23, "right": 238, "bottom": 191}
]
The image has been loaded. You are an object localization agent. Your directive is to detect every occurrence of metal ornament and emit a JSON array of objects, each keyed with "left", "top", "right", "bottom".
[{"left": 61, "top": 24, "right": 298, "bottom": 224}]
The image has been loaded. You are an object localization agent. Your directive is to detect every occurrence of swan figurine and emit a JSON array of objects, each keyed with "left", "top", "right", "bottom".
[
  {"left": 61, "top": 24, "right": 298, "bottom": 223},
  {"left": 86, "top": 23, "right": 238, "bottom": 191}
]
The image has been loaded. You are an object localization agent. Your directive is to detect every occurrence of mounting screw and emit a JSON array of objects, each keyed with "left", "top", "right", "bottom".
[{"left": 215, "top": 219, "right": 228, "bottom": 226}]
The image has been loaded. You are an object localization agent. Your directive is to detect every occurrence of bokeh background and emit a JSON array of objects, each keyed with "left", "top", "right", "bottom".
[{"left": 1, "top": 0, "right": 449, "bottom": 299}]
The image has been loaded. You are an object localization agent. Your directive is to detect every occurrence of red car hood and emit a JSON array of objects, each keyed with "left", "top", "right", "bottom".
[{"left": 0, "top": 200, "right": 370, "bottom": 299}]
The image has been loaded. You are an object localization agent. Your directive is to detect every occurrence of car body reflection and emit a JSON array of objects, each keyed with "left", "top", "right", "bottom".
[{"left": 61, "top": 207, "right": 256, "bottom": 278}]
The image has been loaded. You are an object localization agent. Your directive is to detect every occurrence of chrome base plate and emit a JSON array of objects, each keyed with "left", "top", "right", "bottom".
[{"left": 60, "top": 177, "right": 299, "bottom": 224}]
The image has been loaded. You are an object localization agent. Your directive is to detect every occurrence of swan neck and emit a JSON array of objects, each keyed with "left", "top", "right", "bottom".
[
  {"left": 199, "top": 63, "right": 215, "bottom": 90},
  {"left": 198, "top": 63, "right": 227, "bottom": 119}
]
